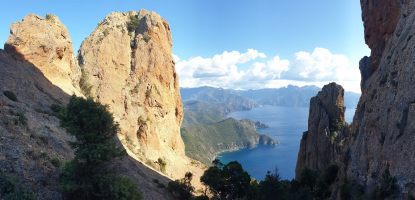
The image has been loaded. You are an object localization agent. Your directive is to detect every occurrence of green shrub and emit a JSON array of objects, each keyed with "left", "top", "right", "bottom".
[
  {"left": 298, "top": 168, "right": 318, "bottom": 189},
  {"left": 340, "top": 179, "right": 365, "bottom": 200},
  {"left": 3, "top": 91, "right": 17, "bottom": 102},
  {"left": 97, "top": 175, "right": 142, "bottom": 200},
  {"left": 157, "top": 158, "right": 167, "bottom": 173},
  {"left": 79, "top": 69, "right": 93, "bottom": 97},
  {"left": 51, "top": 104, "right": 65, "bottom": 118},
  {"left": 59, "top": 96, "right": 141, "bottom": 199},
  {"left": 127, "top": 15, "right": 139, "bottom": 33},
  {"left": 167, "top": 172, "right": 194, "bottom": 200},
  {"left": 0, "top": 174, "right": 35, "bottom": 200},
  {"left": 142, "top": 33, "right": 150, "bottom": 43},
  {"left": 374, "top": 168, "right": 399, "bottom": 199},
  {"left": 51, "top": 158, "right": 61, "bottom": 168},
  {"left": 103, "top": 28, "right": 109, "bottom": 37},
  {"left": 16, "top": 112, "right": 27, "bottom": 126},
  {"left": 45, "top": 14, "right": 54, "bottom": 21},
  {"left": 258, "top": 170, "right": 284, "bottom": 200},
  {"left": 201, "top": 160, "right": 251, "bottom": 200},
  {"left": 321, "top": 164, "right": 339, "bottom": 185}
]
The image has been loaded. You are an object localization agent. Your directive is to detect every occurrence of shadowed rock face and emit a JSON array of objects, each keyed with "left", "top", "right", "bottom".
[
  {"left": 349, "top": 0, "right": 415, "bottom": 193},
  {"left": 297, "top": 0, "right": 415, "bottom": 197},
  {"left": 360, "top": 0, "right": 401, "bottom": 75}
]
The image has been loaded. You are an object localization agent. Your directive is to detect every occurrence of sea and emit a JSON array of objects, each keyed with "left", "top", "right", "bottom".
[{"left": 218, "top": 105, "right": 355, "bottom": 181}]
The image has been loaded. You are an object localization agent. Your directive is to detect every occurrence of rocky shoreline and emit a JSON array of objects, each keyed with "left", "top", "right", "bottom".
[{"left": 211, "top": 134, "right": 277, "bottom": 163}]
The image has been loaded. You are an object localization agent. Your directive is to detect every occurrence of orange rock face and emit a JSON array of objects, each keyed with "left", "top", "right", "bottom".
[{"left": 5, "top": 14, "right": 81, "bottom": 95}]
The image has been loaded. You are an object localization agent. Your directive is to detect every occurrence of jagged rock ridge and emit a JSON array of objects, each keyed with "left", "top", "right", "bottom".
[
  {"left": 296, "top": 83, "right": 346, "bottom": 178},
  {"left": 78, "top": 10, "right": 204, "bottom": 184},
  {"left": 0, "top": 11, "right": 198, "bottom": 199},
  {"left": 5, "top": 14, "right": 81, "bottom": 95},
  {"left": 297, "top": 0, "right": 415, "bottom": 198}
]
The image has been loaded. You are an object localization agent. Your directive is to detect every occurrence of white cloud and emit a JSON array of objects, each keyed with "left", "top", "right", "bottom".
[
  {"left": 175, "top": 48, "right": 362, "bottom": 93},
  {"left": 175, "top": 49, "right": 266, "bottom": 88},
  {"left": 283, "top": 48, "right": 360, "bottom": 82}
]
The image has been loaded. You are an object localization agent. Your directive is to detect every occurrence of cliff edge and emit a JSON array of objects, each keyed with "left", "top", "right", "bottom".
[
  {"left": 297, "top": 0, "right": 415, "bottom": 198},
  {"left": 78, "top": 10, "right": 204, "bottom": 184},
  {"left": 0, "top": 11, "right": 199, "bottom": 199}
]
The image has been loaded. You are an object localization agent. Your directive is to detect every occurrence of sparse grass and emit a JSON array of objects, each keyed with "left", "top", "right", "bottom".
[
  {"left": 15, "top": 112, "right": 27, "bottom": 126},
  {"left": 145, "top": 89, "right": 151, "bottom": 98},
  {"left": 127, "top": 15, "right": 139, "bottom": 33},
  {"left": 131, "top": 83, "right": 140, "bottom": 94},
  {"left": 103, "top": 28, "right": 109, "bottom": 37},
  {"left": 156, "top": 158, "right": 167, "bottom": 173},
  {"left": 145, "top": 159, "right": 157, "bottom": 169},
  {"left": 3, "top": 91, "right": 17, "bottom": 102},
  {"left": 143, "top": 33, "right": 150, "bottom": 43},
  {"left": 45, "top": 14, "right": 54, "bottom": 21}
]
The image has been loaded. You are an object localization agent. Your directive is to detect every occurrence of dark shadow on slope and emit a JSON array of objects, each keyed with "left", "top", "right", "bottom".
[{"left": 0, "top": 49, "right": 174, "bottom": 199}]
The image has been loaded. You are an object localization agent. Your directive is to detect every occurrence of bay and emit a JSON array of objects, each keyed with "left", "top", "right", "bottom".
[{"left": 218, "top": 105, "right": 355, "bottom": 181}]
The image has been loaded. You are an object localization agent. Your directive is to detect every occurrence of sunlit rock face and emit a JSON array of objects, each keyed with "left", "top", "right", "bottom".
[
  {"left": 5, "top": 14, "right": 81, "bottom": 95},
  {"left": 78, "top": 10, "right": 204, "bottom": 183}
]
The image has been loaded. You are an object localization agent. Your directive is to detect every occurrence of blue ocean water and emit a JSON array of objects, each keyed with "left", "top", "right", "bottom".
[{"left": 218, "top": 105, "right": 355, "bottom": 181}]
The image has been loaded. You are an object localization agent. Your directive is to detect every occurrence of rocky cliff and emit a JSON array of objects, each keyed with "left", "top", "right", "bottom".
[
  {"left": 0, "top": 11, "right": 200, "bottom": 199},
  {"left": 295, "top": 83, "right": 346, "bottom": 177},
  {"left": 297, "top": 0, "right": 415, "bottom": 198},
  {"left": 5, "top": 14, "right": 81, "bottom": 95},
  {"left": 78, "top": 10, "right": 203, "bottom": 183}
]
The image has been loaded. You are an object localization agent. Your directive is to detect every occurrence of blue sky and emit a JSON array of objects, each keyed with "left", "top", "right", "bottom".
[{"left": 0, "top": 0, "right": 369, "bottom": 93}]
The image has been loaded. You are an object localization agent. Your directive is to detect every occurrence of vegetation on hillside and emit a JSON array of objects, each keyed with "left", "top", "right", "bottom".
[
  {"left": 0, "top": 174, "right": 35, "bottom": 200},
  {"left": 57, "top": 96, "right": 142, "bottom": 200},
  {"left": 168, "top": 160, "right": 399, "bottom": 200},
  {"left": 181, "top": 100, "right": 275, "bottom": 164},
  {"left": 182, "top": 118, "right": 275, "bottom": 164}
]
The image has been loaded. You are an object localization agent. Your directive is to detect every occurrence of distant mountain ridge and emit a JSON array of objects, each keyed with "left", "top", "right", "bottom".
[
  {"left": 181, "top": 85, "right": 360, "bottom": 109},
  {"left": 181, "top": 86, "right": 258, "bottom": 114}
]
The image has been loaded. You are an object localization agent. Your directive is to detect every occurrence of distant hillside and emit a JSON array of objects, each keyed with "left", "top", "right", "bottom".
[
  {"left": 180, "top": 85, "right": 359, "bottom": 165},
  {"left": 181, "top": 99, "right": 276, "bottom": 164},
  {"left": 181, "top": 85, "right": 360, "bottom": 109},
  {"left": 181, "top": 118, "right": 275, "bottom": 164},
  {"left": 182, "top": 100, "right": 226, "bottom": 126},
  {"left": 180, "top": 86, "right": 258, "bottom": 114}
]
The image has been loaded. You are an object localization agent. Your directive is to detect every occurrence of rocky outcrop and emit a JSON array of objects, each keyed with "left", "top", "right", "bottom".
[
  {"left": 296, "top": 83, "right": 346, "bottom": 178},
  {"left": 78, "top": 10, "right": 203, "bottom": 183},
  {"left": 297, "top": 0, "right": 415, "bottom": 198},
  {"left": 347, "top": 0, "right": 415, "bottom": 195},
  {"left": 4, "top": 14, "right": 81, "bottom": 95},
  {"left": 0, "top": 11, "right": 201, "bottom": 199},
  {"left": 360, "top": 0, "right": 401, "bottom": 77},
  {"left": 258, "top": 134, "right": 277, "bottom": 146}
]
